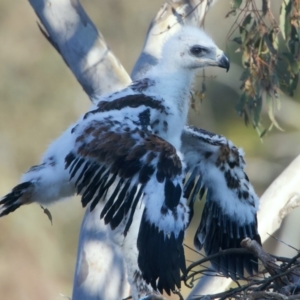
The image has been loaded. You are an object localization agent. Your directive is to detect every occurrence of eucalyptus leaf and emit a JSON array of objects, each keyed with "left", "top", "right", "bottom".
[
  {"left": 232, "top": 36, "right": 242, "bottom": 45},
  {"left": 259, "top": 128, "right": 268, "bottom": 138},
  {"left": 227, "top": 0, "right": 299, "bottom": 135},
  {"left": 242, "top": 14, "right": 252, "bottom": 28},
  {"left": 279, "top": 0, "right": 287, "bottom": 40},
  {"left": 264, "top": 33, "right": 277, "bottom": 55},
  {"left": 289, "top": 73, "right": 299, "bottom": 96},
  {"left": 285, "top": 1, "right": 293, "bottom": 42},
  {"left": 236, "top": 92, "right": 247, "bottom": 115},
  {"left": 232, "top": 0, "right": 243, "bottom": 10},
  {"left": 282, "top": 52, "right": 299, "bottom": 74},
  {"left": 253, "top": 95, "right": 262, "bottom": 127},
  {"left": 244, "top": 110, "right": 249, "bottom": 125},
  {"left": 240, "top": 69, "right": 250, "bottom": 82},
  {"left": 266, "top": 94, "right": 284, "bottom": 131},
  {"left": 262, "top": 0, "right": 269, "bottom": 16}
]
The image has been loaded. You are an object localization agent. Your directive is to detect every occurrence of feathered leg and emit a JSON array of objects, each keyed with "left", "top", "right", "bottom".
[{"left": 109, "top": 199, "right": 165, "bottom": 300}]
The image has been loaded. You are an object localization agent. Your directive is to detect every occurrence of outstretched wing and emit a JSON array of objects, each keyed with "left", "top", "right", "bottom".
[
  {"left": 66, "top": 119, "right": 189, "bottom": 295},
  {"left": 0, "top": 182, "right": 34, "bottom": 216},
  {"left": 0, "top": 148, "right": 75, "bottom": 218},
  {"left": 182, "top": 126, "right": 261, "bottom": 279}
]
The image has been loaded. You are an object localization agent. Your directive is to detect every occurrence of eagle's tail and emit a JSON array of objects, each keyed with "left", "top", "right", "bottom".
[{"left": 0, "top": 181, "right": 34, "bottom": 217}]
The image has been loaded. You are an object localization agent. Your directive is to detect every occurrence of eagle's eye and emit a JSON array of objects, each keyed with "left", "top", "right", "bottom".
[{"left": 190, "top": 45, "right": 206, "bottom": 56}]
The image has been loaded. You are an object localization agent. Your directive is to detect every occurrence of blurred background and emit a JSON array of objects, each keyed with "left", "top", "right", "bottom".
[{"left": 0, "top": 1, "right": 299, "bottom": 299}]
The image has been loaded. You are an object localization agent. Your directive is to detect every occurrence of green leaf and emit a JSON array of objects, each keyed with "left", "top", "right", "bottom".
[
  {"left": 289, "top": 73, "right": 299, "bottom": 96},
  {"left": 232, "top": 36, "right": 242, "bottom": 45},
  {"left": 259, "top": 123, "right": 273, "bottom": 139},
  {"left": 244, "top": 110, "right": 249, "bottom": 125},
  {"left": 262, "top": 0, "right": 269, "bottom": 16},
  {"left": 240, "top": 69, "right": 250, "bottom": 82},
  {"left": 291, "top": 59, "right": 299, "bottom": 75},
  {"left": 289, "top": 25, "right": 300, "bottom": 56},
  {"left": 279, "top": 0, "right": 290, "bottom": 40},
  {"left": 253, "top": 95, "right": 262, "bottom": 127},
  {"left": 280, "top": 0, "right": 293, "bottom": 41},
  {"left": 242, "top": 14, "right": 252, "bottom": 28},
  {"left": 271, "top": 29, "right": 279, "bottom": 51},
  {"left": 272, "top": 72, "right": 279, "bottom": 87},
  {"left": 282, "top": 52, "right": 299, "bottom": 74},
  {"left": 239, "top": 26, "right": 249, "bottom": 43},
  {"left": 264, "top": 33, "right": 277, "bottom": 55},
  {"left": 247, "top": 95, "right": 254, "bottom": 112},
  {"left": 232, "top": 0, "right": 243, "bottom": 10},
  {"left": 254, "top": 80, "right": 262, "bottom": 97},
  {"left": 259, "top": 128, "right": 268, "bottom": 138},
  {"left": 266, "top": 94, "right": 284, "bottom": 131},
  {"left": 236, "top": 92, "right": 247, "bottom": 116}
]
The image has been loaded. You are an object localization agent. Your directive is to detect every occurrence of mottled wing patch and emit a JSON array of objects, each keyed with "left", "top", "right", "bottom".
[
  {"left": 84, "top": 94, "right": 168, "bottom": 120},
  {"left": 193, "top": 190, "right": 261, "bottom": 279},
  {"left": 130, "top": 78, "right": 155, "bottom": 92},
  {"left": 66, "top": 120, "right": 188, "bottom": 294},
  {"left": 182, "top": 126, "right": 261, "bottom": 279}
]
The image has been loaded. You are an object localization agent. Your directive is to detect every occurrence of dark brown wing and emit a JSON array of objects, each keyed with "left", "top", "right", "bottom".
[{"left": 66, "top": 119, "right": 189, "bottom": 295}]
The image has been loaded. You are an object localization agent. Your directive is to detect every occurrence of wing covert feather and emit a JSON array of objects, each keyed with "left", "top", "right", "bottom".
[
  {"left": 66, "top": 118, "right": 189, "bottom": 294},
  {"left": 182, "top": 126, "right": 261, "bottom": 279}
]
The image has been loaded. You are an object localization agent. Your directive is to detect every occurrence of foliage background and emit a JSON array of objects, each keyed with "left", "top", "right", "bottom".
[{"left": 0, "top": 1, "right": 299, "bottom": 299}]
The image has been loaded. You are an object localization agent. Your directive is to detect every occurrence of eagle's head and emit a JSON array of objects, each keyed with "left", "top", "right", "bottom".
[{"left": 161, "top": 26, "right": 230, "bottom": 72}]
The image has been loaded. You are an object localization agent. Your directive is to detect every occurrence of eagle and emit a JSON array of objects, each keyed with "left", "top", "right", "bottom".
[{"left": 0, "top": 26, "right": 260, "bottom": 299}]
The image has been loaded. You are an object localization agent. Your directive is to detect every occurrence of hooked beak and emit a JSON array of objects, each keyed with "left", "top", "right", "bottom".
[{"left": 216, "top": 48, "right": 230, "bottom": 72}]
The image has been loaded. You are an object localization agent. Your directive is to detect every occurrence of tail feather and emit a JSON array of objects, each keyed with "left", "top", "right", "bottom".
[{"left": 0, "top": 181, "right": 33, "bottom": 217}]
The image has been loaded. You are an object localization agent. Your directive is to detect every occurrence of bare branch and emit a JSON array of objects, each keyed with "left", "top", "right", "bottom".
[
  {"left": 241, "top": 238, "right": 290, "bottom": 289},
  {"left": 72, "top": 203, "right": 130, "bottom": 300},
  {"left": 186, "top": 238, "right": 300, "bottom": 300},
  {"left": 258, "top": 155, "right": 300, "bottom": 242}
]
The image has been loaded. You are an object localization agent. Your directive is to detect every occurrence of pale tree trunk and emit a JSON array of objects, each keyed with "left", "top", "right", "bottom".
[
  {"left": 26, "top": 0, "right": 300, "bottom": 299},
  {"left": 28, "top": 1, "right": 131, "bottom": 298},
  {"left": 28, "top": 0, "right": 131, "bottom": 100},
  {"left": 72, "top": 203, "right": 129, "bottom": 300}
]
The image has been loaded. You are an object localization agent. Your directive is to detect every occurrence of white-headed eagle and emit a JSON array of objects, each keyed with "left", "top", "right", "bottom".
[{"left": 0, "top": 26, "right": 260, "bottom": 299}]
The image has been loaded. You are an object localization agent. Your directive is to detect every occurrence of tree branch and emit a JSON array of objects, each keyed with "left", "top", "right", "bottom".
[
  {"left": 29, "top": 0, "right": 131, "bottom": 100},
  {"left": 72, "top": 203, "right": 130, "bottom": 300},
  {"left": 185, "top": 238, "right": 300, "bottom": 299}
]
